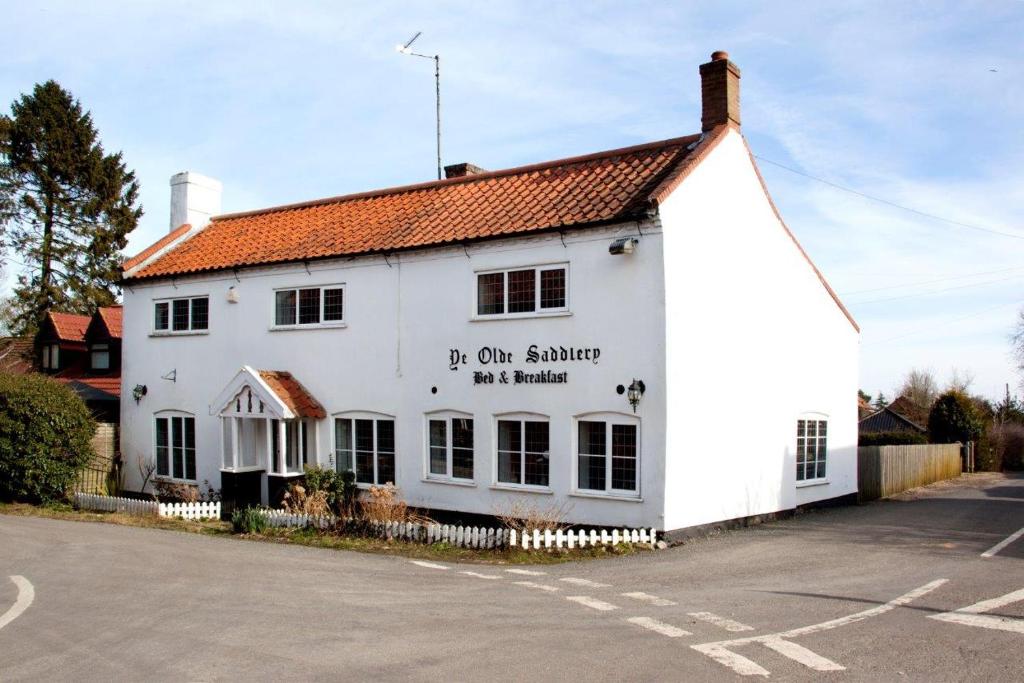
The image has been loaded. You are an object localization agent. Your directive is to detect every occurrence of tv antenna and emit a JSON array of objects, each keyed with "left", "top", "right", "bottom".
[{"left": 396, "top": 32, "right": 442, "bottom": 180}]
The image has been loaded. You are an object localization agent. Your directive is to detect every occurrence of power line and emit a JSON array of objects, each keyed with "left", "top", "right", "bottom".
[
  {"left": 753, "top": 155, "right": 1024, "bottom": 241},
  {"left": 840, "top": 265, "right": 1024, "bottom": 296},
  {"left": 848, "top": 274, "right": 1024, "bottom": 306},
  {"left": 864, "top": 299, "right": 1021, "bottom": 347}
]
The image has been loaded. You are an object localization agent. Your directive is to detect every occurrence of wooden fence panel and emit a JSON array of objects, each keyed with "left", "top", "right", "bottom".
[{"left": 857, "top": 444, "right": 961, "bottom": 501}]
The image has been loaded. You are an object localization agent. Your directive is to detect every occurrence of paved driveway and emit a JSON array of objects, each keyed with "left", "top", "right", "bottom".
[{"left": 2, "top": 473, "right": 1023, "bottom": 681}]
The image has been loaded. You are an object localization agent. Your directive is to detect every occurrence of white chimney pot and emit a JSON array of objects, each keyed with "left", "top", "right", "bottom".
[{"left": 169, "top": 171, "right": 222, "bottom": 232}]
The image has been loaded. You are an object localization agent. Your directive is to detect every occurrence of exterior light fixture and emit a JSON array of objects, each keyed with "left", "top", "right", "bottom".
[
  {"left": 132, "top": 384, "right": 147, "bottom": 404},
  {"left": 609, "top": 237, "right": 638, "bottom": 255},
  {"left": 627, "top": 379, "right": 645, "bottom": 413},
  {"left": 227, "top": 286, "right": 239, "bottom": 303}
]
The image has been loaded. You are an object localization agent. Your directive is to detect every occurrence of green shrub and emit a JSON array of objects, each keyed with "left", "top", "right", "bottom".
[
  {"left": 302, "top": 464, "right": 358, "bottom": 516},
  {"left": 231, "top": 506, "right": 267, "bottom": 534},
  {"left": 0, "top": 373, "right": 96, "bottom": 503},
  {"left": 928, "top": 391, "right": 984, "bottom": 445},
  {"left": 859, "top": 431, "right": 928, "bottom": 447}
]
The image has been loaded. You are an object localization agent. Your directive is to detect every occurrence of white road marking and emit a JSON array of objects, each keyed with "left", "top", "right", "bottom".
[
  {"left": 0, "top": 576, "right": 34, "bottom": 631},
  {"left": 761, "top": 637, "right": 845, "bottom": 672},
  {"left": 410, "top": 560, "right": 448, "bottom": 570},
  {"left": 622, "top": 591, "right": 676, "bottom": 607},
  {"left": 560, "top": 577, "right": 610, "bottom": 588},
  {"left": 929, "top": 588, "right": 1024, "bottom": 634},
  {"left": 505, "top": 569, "right": 546, "bottom": 576},
  {"left": 566, "top": 595, "right": 619, "bottom": 612},
  {"left": 691, "top": 643, "right": 770, "bottom": 677},
  {"left": 981, "top": 526, "right": 1024, "bottom": 558},
  {"left": 626, "top": 616, "right": 691, "bottom": 638},
  {"left": 688, "top": 611, "right": 753, "bottom": 632},
  {"left": 691, "top": 579, "right": 948, "bottom": 677},
  {"left": 514, "top": 581, "right": 559, "bottom": 592},
  {"left": 461, "top": 571, "right": 501, "bottom": 580}
]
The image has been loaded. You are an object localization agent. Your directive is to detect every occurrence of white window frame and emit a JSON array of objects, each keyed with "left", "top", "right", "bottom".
[
  {"left": 332, "top": 411, "right": 396, "bottom": 487},
  {"left": 42, "top": 344, "right": 58, "bottom": 370},
  {"left": 472, "top": 262, "right": 569, "bottom": 320},
  {"left": 90, "top": 343, "right": 110, "bottom": 371},
  {"left": 492, "top": 412, "right": 552, "bottom": 491},
  {"left": 153, "top": 410, "right": 198, "bottom": 483},
  {"left": 152, "top": 295, "right": 209, "bottom": 335},
  {"left": 270, "top": 419, "right": 310, "bottom": 476},
  {"left": 571, "top": 412, "right": 640, "bottom": 498},
  {"left": 796, "top": 413, "right": 829, "bottom": 485},
  {"left": 271, "top": 284, "right": 346, "bottom": 330},
  {"left": 424, "top": 411, "right": 475, "bottom": 484}
]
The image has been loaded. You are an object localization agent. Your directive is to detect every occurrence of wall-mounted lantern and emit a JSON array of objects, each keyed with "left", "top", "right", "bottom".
[
  {"left": 132, "top": 384, "right": 148, "bottom": 404},
  {"left": 227, "top": 285, "right": 240, "bottom": 303},
  {"left": 627, "top": 379, "right": 645, "bottom": 413},
  {"left": 609, "top": 237, "right": 638, "bottom": 255}
]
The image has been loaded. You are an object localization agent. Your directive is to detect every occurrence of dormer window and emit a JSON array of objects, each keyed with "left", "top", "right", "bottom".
[
  {"left": 90, "top": 343, "right": 110, "bottom": 371},
  {"left": 41, "top": 344, "right": 60, "bottom": 370},
  {"left": 476, "top": 264, "right": 568, "bottom": 318}
]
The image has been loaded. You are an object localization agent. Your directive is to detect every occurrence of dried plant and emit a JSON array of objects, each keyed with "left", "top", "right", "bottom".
[
  {"left": 281, "top": 482, "right": 331, "bottom": 517},
  {"left": 152, "top": 479, "right": 199, "bottom": 503},
  {"left": 136, "top": 454, "right": 157, "bottom": 497},
  {"left": 494, "top": 499, "right": 574, "bottom": 533},
  {"left": 360, "top": 485, "right": 432, "bottom": 525}
]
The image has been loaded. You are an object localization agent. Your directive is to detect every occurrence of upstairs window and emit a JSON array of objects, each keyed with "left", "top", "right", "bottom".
[
  {"left": 154, "top": 296, "right": 208, "bottom": 333},
  {"left": 797, "top": 418, "right": 828, "bottom": 482},
  {"left": 91, "top": 343, "right": 110, "bottom": 371},
  {"left": 476, "top": 265, "right": 568, "bottom": 317},
  {"left": 275, "top": 285, "right": 345, "bottom": 327}
]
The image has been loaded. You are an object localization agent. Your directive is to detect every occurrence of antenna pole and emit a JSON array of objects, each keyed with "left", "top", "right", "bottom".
[{"left": 435, "top": 54, "right": 442, "bottom": 180}]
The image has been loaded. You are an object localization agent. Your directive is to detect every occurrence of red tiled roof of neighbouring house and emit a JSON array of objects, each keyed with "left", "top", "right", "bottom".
[
  {"left": 258, "top": 370, "right": 326, "bottom": 419},
  {"left": 48, "top": 312, "right": 91, "bottom": 342},
  {"left": 123, "top": 223, "right": 192, "bottom": 271},
  {"left": 97, "top": 305, "right": 123, "bottom": 339},
  {"left": 58, "top": 375, "right": 122, "bottom": 399},
  {"left": 0, "top": 337, "right": 34, "bottom": 374},
  {"left": 126, "top": 134, "right": 710, "bottom": 281}
]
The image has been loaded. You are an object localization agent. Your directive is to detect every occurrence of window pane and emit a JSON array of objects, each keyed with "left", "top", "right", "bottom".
[
  {"left": 797, "top": 420, "right": 806, "bottom": 437},
  {"left": 172, "top": 299, "right": 190, "bottom": 331},
  {"left": 184, "top": 417, "right": 196, "bottom": 480},
  {"left": 429, "top": 420, "right": 447, "bottom": 475},
  {"left": 155, "top": 418, "right": 169, "bottom": 476},
  {"left": 335, "top": 419, "right": 353, "bottom": 473},
  {"left": 579, "top": 421, "right": 606, "bottom": 455},
  {"left": 507, "top": 269, "right": 536, "bottom": 313},
  {"left": 818, "top": 421, "right": 828, "bottom": 437},
  {"left": 354, "top": 419, "right": 374, "bottom": 483},
  {"left": 172, "top": 416, "right": 184, "bottom": 479},
  {"left": 611, "top": 424, "right": 637, "bottom": 490},
  {"left": 376, "top": 420, "right": 396, "bottom": 485},
  {"left": 524, "top": 421, "right": 549, "bottom": 486},
  {"left": 41, "top": 345, "right": 49, "bottom": 369},
  {"left": 578, "top": 421, "right": 607, "bottom": 492},
  {"left": 154, "top": 302, "right": 169, "bottom": 330},
  {"left": 477, "top": 273, "right": 504, "bottom": 315},
  {"left": 540, "top": 268, "right": 566, "bottom": 309},
  {"left": 452, "top": 418, "right": 474, "bottom": 479},
  {"left": 276, "top": 290, "right": 297, "bottom": 326},
  {"left": 796, "top": 463, "right": 806, "bottom": 481},
  {"left": 299, "top": 288, "right": 321, "bottom": 325},
  {"left": 817, "top": 460, "right": 827, "bottom": 478},
  {"left": 497, "top": 420, "right": 521, "bottom": 484},
  {"left": 323, "top": 288, "right": 344, "bottom": 321},
  {"left": 91, "top": 348, "right": 110, "bottom": 371},
  {"left": 190, "top": 297, "right": 209, "bottom": 330},
  {"left": 579, "top": 455, "right": 605, "bottom": 490}
]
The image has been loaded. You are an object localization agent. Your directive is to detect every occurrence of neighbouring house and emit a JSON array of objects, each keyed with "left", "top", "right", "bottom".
[
  {"left": 859, "top": 395, "right": 928, "bottom": 439},
  {"left": 36, "top": 307, "right": 123, "bottom": 423},
  {"left": 0, "top": 337, "right": 33, "bottom": 375},
  {"left": 119, "top": 51, "right": 859, "bottom": 533}
]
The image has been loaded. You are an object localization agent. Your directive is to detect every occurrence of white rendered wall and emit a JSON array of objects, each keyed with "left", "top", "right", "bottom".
[
  {"left": 120, "top": 222, "right": 668, "bottom": 528},
  {"left": 659, "top": 129, "right": 859, "bottom": 531}
]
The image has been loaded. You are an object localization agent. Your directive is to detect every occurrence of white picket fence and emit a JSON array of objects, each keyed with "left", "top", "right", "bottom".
[
  {"left": 74, "top": 492, "right": 220, "bottom": 521},
  {"left": 258, "top": 509, "right": 656, "bottom": 550}
]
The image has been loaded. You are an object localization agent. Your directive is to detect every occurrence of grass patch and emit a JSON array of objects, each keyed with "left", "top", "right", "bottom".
[{"left": 0, "top": 502, "right": 648, "bottom": 564}]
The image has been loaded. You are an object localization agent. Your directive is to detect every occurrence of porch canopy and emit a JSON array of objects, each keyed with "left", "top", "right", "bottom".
[{"left": 212, "top": 366, "right": 326, "bottom": 477}]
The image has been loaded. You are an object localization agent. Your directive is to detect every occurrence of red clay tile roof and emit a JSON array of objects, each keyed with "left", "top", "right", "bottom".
[
  {"left": 123, "top": 223, "right": 191, "bottom": 271},
  {"left": 258, "top": 370, "right": 325, "bottom": 419},
  {"left": 0, "top": 337, "right": 34, "bottom": 375},
  {"left": 48, "top": 312, "right": 90, "bottom": 342},
  {"left": 126, "top": 134, "right": 706, "bottom": 281},
  {"left": 98, "top": 306, "right": 123, "bottom": 339}
]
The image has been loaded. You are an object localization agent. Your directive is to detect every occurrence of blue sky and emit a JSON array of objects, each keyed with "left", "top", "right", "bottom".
[{"left": 2, "top": 1, "right": 1022, "bottom": 400}]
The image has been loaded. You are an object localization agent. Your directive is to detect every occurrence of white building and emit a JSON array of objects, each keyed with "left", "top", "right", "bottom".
[{"left": 120, "top": 51, "right": 859, "bottom": 535}]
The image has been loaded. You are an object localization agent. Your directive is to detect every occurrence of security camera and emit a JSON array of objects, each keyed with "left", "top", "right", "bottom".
[{"left": 609, "top": 237, "right": 638, "bottom": 255}]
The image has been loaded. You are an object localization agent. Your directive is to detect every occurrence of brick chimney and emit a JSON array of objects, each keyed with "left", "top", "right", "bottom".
[
  {"left": 444, "top": 163, "right": 488, "bottom": 179},
  {"left": 169, "top": 171, "right": 222, "bottom": 232},
  {"left": 699, "top": 50, "right": 740, "bottom": 131}
]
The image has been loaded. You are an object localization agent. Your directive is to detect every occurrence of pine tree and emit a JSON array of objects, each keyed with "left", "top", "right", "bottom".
[{"left": 0, "top": 80, "right": 141, "bottom": 335}]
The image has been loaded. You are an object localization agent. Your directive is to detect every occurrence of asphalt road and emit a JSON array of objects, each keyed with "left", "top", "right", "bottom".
[{"left": 1, "top": 473, "right": 1023, "bottom": 681}]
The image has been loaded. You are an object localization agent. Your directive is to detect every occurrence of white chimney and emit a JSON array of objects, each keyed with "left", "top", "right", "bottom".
[{"left": 169, "top": 171, "right": 222, "bottom": 232}]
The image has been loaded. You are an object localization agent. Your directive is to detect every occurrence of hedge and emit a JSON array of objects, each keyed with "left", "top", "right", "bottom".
[
  {"left": 0, "top": 372, "right": 96, "bottom": 503},
  {"left": 858, "top": 431, "right": 928, "bottom": 447}
]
